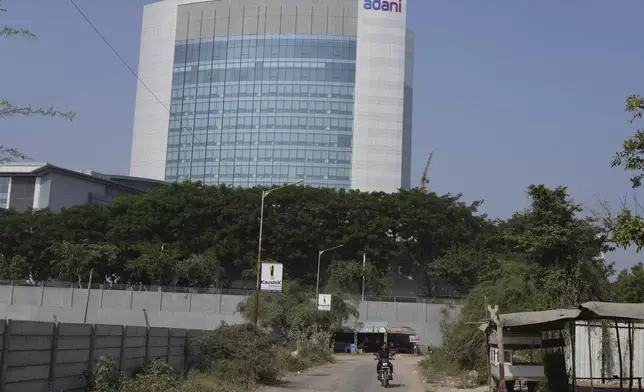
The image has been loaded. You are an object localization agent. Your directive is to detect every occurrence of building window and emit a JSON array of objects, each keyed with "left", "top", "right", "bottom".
[
  {"left": 166, "top": 34, "right": 357, "bottom": 190},
  {"left": 0, "top": 177, "right": 11, "bottom": 209}
]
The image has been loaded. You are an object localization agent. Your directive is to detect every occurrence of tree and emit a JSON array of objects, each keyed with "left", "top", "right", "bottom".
[
  {"left": 611, "top": 94, "right": 644, "bottom": 249},
  {"left": 613, "top": 262, "right": 644, "bottom": 303},
  {"left": 392, "top": 189, "right": 491, "bottom": 296},
  {"left": 426, "top": 184, "right": 614, "bottom": 380},
  {"left": 126, "top": 242, "right": 182, "bottom": 286},
  {"left": 177, "top": 250, "right": 224, "bottom": 289},
  {"left": 1, "top": 0, "right": 74, "bottom": 163},
  {"left": 501, "top": 184, "right": 613, "bottom": 306},
  {"left": 48, "top": 240, "right": 119, "bottom": 287},
  {"left": 0, "top": 254, "right": 29, "bottom": 281},
  {"left": 429, "top": 245, "right": 498, "bottom": 294},
  {"left": 237, "top": 281, "right": 358, "bottom": 339},
  {"left": 326, "top": 259, "right": 392, "bottom": 296}
]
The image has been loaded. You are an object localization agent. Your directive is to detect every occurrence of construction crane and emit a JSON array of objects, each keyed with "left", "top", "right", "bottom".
[{"left": 419, "top": 151, "right": 434, "bottom": 193}]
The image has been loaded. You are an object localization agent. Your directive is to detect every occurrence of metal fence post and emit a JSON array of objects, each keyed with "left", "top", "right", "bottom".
[
  {"left": 145, "top": 326, "right": 150, "bottom": 363},
  {"left": 48, "top": 322, "right": 60, "bottom": 390},
  {"left": 166, "top": 328, "right": 172, "bottom": 365},
  {"left": 86, "top": 324, "right": 97, "bottom": 392},
  {"left": 100, "top": 284, "right": 104, "bottom": 309},
  {"left": 118, "top": 326, "right": 126, "bottom": 371},
  {"left": 0, "top": 320, "right": 11, "bottom": 391}
]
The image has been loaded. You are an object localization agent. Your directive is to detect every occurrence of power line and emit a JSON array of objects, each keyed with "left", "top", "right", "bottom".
[{"left": 66, "top": 0, "right": 205, "bottom": 146}]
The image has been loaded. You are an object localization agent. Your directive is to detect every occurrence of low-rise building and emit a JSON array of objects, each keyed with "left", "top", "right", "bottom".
[{"left": 0, "top": 162, "right": 166, "bottom": 212}]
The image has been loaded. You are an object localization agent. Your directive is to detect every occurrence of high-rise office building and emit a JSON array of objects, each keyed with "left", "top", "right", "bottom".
[{"left": 130, "top": 0, "right": 413, "bottom": 192}]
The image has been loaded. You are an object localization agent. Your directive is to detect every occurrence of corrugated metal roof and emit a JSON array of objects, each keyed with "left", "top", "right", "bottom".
[
  {"left": 499, "top": 308, "right": 581, "bottom": 328},
  {"left": 483, "top": 302, "right": 644, "bottom": 332},
  {"left": 386, "top": 325, "right": 416, "bottom": 334},
  {"left": 579, "top": 302, "right": 644, "bottom": 320}
]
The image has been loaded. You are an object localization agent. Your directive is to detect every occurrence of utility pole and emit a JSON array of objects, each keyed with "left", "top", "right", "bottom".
[
  {"left": 253, "top": 180, "right": 303, "bottom": 326},
  {"left": 314, "top": 244, "right": 343, "bottom": 333}
]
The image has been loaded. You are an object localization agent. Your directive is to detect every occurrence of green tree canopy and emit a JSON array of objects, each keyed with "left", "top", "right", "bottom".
[
  {"left": 611, "top": 94, "right": 644, "bottom": 249},
  {"left": 237, "top": 281, "right": 358, "bottom": 339},
  {"left": 613, "top": 262, "right": 644, "bottom": 303}
]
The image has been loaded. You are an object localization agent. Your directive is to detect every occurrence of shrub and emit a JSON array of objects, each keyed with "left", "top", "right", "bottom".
[
  {"left": 90, "top": 356, "right": 122, "bottom": 392},
  {"left": 276, "top": 327, "right": 334, "bottom": 373},
  {"left": 190, "top": 322, "right": 279, "bottom": 386},
  {"left": 121, "top": 360, "right": 180, "bottom": 392}
]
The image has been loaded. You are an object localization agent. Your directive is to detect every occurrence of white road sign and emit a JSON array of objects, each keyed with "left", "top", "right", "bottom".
[
  {"left": 260, "top": 263, "right": 283, "bottom": 292},
  {"left": 318, "top": 294, "right": 332, "bottom": 311}
]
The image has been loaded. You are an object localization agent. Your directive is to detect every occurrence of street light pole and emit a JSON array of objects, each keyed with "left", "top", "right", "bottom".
[
  {"left": 361, "top": 253, "right": 366, "bottom": 302},
  {"left": 314, "top": 244, "right": 343, "bottom": 334},
  {"left": 253, "top": 180, "right": 303, "bottom": 326}
]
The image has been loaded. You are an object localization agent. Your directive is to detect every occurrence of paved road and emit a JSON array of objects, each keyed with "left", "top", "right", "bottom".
[{"left": 264, "top": 355, "right": 426, "bottom": 392}]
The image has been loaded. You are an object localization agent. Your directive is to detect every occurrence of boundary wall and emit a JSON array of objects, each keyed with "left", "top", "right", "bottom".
[
  {"left": 0, "top": 285, "right": 461, "bottom": 346},
  {"left": 0, "top": 319, "right": 202, "bottom": 392}
]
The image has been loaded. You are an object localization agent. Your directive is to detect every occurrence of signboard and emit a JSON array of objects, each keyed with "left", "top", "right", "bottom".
[
  {"left": 355, "top": 321, "right": 388, "bottom": 333},
  {"left": 318, "top": 294, "right": 331, "bottom": 311},
  {"left": 409, "top": 335, "right": 420, "bottom": 343},
  {"left": 260, "top": 263, "right": 283, "bottom": 292},
  {"left": 363, "top": 0, "right": 403, "bottom": 13}
]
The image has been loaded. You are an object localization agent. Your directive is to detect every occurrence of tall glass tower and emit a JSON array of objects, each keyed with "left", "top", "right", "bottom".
[{"left": 130, "top": 0, "right": 414, "bottom": 192}]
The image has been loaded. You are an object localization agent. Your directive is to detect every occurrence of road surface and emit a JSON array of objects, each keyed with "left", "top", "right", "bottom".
[{"left": 264, "top": 354, "right": 426, "bottom": 392}]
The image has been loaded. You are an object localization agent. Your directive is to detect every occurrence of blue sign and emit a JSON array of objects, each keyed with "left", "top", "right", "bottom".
[{"left": 364, "top": 0, "right": 403, "bottom": 13}]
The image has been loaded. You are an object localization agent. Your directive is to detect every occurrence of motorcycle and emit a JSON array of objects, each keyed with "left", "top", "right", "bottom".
[{"left": 374, "top": 353, "right": 394, "bottom": 388}]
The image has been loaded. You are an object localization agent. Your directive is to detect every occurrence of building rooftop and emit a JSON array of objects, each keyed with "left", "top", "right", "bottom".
[{"left": 0, "top": 162, "right": 167, "bottom": 193}]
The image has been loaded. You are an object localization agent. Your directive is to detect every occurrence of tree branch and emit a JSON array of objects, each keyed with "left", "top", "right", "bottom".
[
  {"left": 0, "top": 146, "right": 29, "bottom": 164},
  {"left": 0, "top": 100, "right": 75, "bottom": 120},
  {"left": 0, "top": 26, "right": 36, "bottom": 38}
]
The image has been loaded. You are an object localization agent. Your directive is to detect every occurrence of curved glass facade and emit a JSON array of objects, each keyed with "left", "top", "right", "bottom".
[{"left": 166, "top": 34, "right": 357, "bottom": 189}]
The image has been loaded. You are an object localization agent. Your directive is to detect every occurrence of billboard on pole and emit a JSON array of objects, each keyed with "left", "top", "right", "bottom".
[
  {"left": 318, "top": 294, "right": 331, "bottom": 311},
  {"left": 260, "top": 263, "right": 283, "bottom": 292}
]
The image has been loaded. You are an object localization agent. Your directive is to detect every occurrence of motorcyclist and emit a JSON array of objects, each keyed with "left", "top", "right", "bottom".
[{"left": 376, "top": 343, "right": 394, "bottom": 380}]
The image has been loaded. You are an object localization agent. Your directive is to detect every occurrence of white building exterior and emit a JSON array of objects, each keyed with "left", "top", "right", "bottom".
[{"left": 130, "top": 0, "right": 414, "bottom": 192}]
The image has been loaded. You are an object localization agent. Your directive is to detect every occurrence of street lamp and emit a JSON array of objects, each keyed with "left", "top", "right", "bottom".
[
  {"left": 253, "top": 180, "right": 304, "bottom": 326},
  {"left": 314, "top": 244, "right": 343, "bottom": 333}
]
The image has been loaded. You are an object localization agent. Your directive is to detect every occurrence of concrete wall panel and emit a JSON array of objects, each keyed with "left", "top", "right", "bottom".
[
  {"left": 0, "top": 285, "right": 462, "bottom": 345},
  {"left": 0, "top": 286, "right": 13, "bottom": 305}
]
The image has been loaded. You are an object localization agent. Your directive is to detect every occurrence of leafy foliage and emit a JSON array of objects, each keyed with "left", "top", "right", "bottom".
[
  {"left": 90, "top": 356, "right": 122, "bottom": 392},
  {"left": 237, "top": 281, "right": 358, "bottom": 338},
  {"left": 423, "top": 185, "right": 614, "bottom": 382},
  {"left": 327, "top": 259, "right": 391, "bottom": 295},
  {"left": 48, "top": 240, "right": 119, "bottom": 287},
  {"left": 122, "top": 361, "right": 180, "bottom": 392},
  {"left": 611, "top": 94, "right": 644, "bottom": 249},
  {"left": 190, "top": 323, "right": 279, "bottom": 387},
  {"left": 0, "top": 184, "right": 490, "bottom": 295},
  {"left": 613, "top": 262, "right": 644, "bottom": 302},
  {"left": 1, "top": 2, "right": 75, "bottom": 164}
]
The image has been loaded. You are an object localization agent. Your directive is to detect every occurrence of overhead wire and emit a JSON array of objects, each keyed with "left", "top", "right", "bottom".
[{"left": 66, "top": 0, "right": 206, "bottom": 147}]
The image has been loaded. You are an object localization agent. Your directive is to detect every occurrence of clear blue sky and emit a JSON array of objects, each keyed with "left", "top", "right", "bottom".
[{"left": 3, "top": 0, "right": 644, "bottom": 270}]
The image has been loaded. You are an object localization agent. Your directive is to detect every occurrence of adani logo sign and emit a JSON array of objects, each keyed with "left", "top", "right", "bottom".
[{"left": 363, "top": 0, "right": 403, "bottom": 13}]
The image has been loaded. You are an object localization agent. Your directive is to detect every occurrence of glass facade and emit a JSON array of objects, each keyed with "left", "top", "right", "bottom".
[
  {"left": 0, "top": 177, "right": 9, "bottom": 208},
  {"left": 166, "top": 34, "right": 357, "bottom": 189}
]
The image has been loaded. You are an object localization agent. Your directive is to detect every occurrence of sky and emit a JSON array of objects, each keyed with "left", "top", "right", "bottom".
[{"left": 2, "top": 0, "right": 644, "bottom": 270}]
